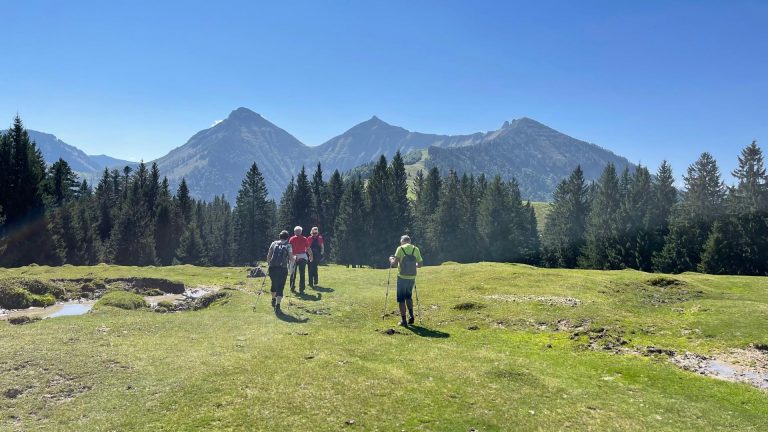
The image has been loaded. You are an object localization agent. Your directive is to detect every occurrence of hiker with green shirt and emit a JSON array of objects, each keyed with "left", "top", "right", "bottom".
[{"left": 388, "top": 235, "right": 424, "bottom": 326}]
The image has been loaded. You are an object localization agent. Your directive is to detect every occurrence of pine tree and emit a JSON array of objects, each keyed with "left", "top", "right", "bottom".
[
  {"left": 433, "top": 171, "right": 467, "bottom": 263},
  {"left": 278, "top": 178, "right": 296, "bottom": 233},
  {"left": 702, "top": 141, "right": 768, "bottom": 275},
  {"left": 154, "top": 178, "right": 176, "bottom": 265},
  {"left": 655, "top": 153, "right": 725, "bottom": 273},
  {"left": 292, "top": 166, "right": 314, "bottom": 232},
  {"left": 581, "top": 164, "right": 623, "bottom": 269},
  {"left": 311, "top": 162, "right": 326, "bottom": 230},
  {"left": 333, "top": 178, "right": 368, "bottom": 267},
  {"left": 389, "top": 151, "right": 412, "bottom": 238},
  {"left": 0, "top": 116, "right": 57, "bottom": 266},
  {"left": 541, "top": 166, "right": 589, "bottom": 268},
  {"left": 412, "top": 167, "right": 442, "bottom": 263},
  {"left": 477, "top": 175, "right": 516, "bottom": 261},
  {"left": 700, "top": 218, "right": 744, "bottom": 275},
  {"left": 366, "top": 155, "right": 396, "bottom": 266},
  {"left": 620, "top": 165, "right": 655, "bottom": 270},
  {"left": 233, "top": 163, "right": 271, "bottom": 265},
  {"left": 457, "top": 174, "right": 480, "bottom": 262},
  {"left": 176, "top": 222, "right": 208, "bottom": 266},
  {"left": 649, "top": 161, "right": 677, "bottom": 263},
  {"left": 323, "top": 170, "right": 344, "bottom": 259}
]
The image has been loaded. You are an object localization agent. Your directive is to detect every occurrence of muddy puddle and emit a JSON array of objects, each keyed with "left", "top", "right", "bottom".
[
  {"left": 671, "top": 348, "right": 768, "bottom": 391},
  {"left": 1, "top": 300, "right": 95, "bottom": 321}
]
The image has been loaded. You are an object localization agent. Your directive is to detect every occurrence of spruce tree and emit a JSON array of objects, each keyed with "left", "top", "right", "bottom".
[
  {"left": 154, "top": 178, "right": 176, "bottom": 265},
  {"left": 311, "top": 162, "right": 326, "bottom": 231},
  {"left": 655, "top": 153, "right": 725, "bottom": 272},
  {"left": 433, "top": 171, "right": 467, "bottom": 263},
  {"left": 323, "top": 170, "right": 344, "bottom": 258},
  {"left": 541, "top": 166, "right": 589, "bottom": 268},
  {"left": 233, "top": 163, "right": 271, "bottom": 265},
  {"left": 333, "top": 178, "right": 368, "bottom": 267},
  {"left": 581, "top": 164, "right": 623, "bottom": 269},
  {"left": 366, "top": 155, "right": 396, "bottom": 266},
  {"left": 477, "top": 175, "right": 516, "bottom": 261},
  {"left": 292, "top": 166, "right": 314, "bottom": 232},
  {"left": 278, "top": 178, "right": 296, "bottom": 233},
  {"left": 390, "top": 151, "right": 412, "bottom": 238},
  {"left": 649, "top": 161, "right": 677, "bottom": 262}
]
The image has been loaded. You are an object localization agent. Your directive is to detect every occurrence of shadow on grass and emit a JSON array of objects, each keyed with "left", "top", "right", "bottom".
[
  {"left": 405, "top": 325, "right": 450, "bottom": 338},
  {"left": 276, "top": 309, "right": 309, "bottom": 324},
  {"left": 311, "top": 285, "right": 334, "bottom": 293},
  {"left": 296, "top": 291, "right": 322, "bottom": 301}
]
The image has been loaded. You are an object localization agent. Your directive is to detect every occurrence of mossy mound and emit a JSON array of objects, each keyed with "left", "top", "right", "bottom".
[{"left": 95, "top": 291, "right": 148, "bottom": 310}]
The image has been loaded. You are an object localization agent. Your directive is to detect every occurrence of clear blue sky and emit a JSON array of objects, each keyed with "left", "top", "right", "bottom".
[{"left": 3, "top": 0, "right": 767, "bottom": 183}]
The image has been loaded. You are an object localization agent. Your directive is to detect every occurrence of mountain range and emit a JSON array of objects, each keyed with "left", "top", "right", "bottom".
[
  {"left": 6, "top": 130, "right": 135, "bottom": 176},
  {"left": 22, "top": 107, "right": 635, "bottom": 202}
]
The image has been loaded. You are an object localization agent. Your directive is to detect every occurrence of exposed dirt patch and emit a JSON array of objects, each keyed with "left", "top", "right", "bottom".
[
  {"left": 485, "top": 294, "right": 581, "bottom": 307},
  {"left": 572, "top": 327, "right": 630, "bottom": 353},
  {"left": 647, "top": 276, "right": 686, "bottom": 287},
  {"left": 607, "top": 281, "right": 703, "bottom": 305},
  {"left": 7, "top": 315, "right": 41, "bottom": 325},
  {"left": 670, "top": 348, "right": 768, "bottom": 391},
  {"left": 453, "top": 302, "right": 485, "bottom": 311},
  {"left": 52, "top": 277, "right": 185, "bottom": 294},
  {"left": 3, "top": 387, "right": 26, "bottom": 399}
]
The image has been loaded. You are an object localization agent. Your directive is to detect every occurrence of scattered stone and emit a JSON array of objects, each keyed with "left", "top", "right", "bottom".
[
  {"left": 384, "top": 328, "right": 396, "bottom": 335},
  {"left": 485, "top": 295, "right": 581, "bottom": 307},
  {"left": 305, "top": 355, "right": 315, "bottom": 360},
  {"left": 345, "top": 419, "right": 356, "bottom": 425},
  {"left": 467, "top": 325, "right": 480, "bottom": 331},
  {"left": 546, "top": 343, "right": 553, "bottom": 348},
  {"left": 670, "top": 348, "right": 768, "bottom": 391}
]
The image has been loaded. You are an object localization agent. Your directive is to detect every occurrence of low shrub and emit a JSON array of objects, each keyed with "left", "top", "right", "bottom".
[
  {"left": 0, "top": 287, "right": 33, "bottom": 309},
  {"left": 157, "top": 300, "right": 174, "bottom": 309},
  {"left": 95, "top": 291, "right": 148, "bottom": 310},
  {"left": 144, "top": 288, "right": 165, "bottom": 296},
  {"left": 31, "top": 294, "right": 56, "bottom": 307},
  {"left": 0, "top": 278, "right": 64, "bottom": 309},
  {"left": 193, "top": 291, "right": 230, "bottom": 310}
]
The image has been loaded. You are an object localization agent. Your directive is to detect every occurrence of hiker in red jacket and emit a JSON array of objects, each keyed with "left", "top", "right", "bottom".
[
  {"left": 289, "top": 226, "right": 313, "bottom": 293},
  {"left": 307, "top": 226, "right": 324, "bottom": 288}
]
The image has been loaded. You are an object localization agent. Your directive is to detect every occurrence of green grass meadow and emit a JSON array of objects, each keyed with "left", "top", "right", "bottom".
[{"left": 1, "top": 263, "right": 767, "bottom": 431}]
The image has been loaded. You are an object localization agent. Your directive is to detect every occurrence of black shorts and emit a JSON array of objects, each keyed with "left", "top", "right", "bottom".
[
  {"left": 269, "top": 266, "right": 288, "bottom": 296},
  {"left": 396, "top": 277, "right": 415, "bottom": 302}
]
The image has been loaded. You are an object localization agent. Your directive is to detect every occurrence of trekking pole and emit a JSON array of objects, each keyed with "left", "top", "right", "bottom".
[
  {"left": 413, "top": 281, "right": 422, "bottom": 323},
  {"left": 253, "top": 273, "right": 268, "bottom": 311},
  {"left": 382, "top": 259, "right": 393, "bottom": 320}
]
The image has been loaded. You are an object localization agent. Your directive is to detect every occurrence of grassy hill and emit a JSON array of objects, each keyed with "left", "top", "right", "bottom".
[{"left": 1, "top": 263, "right": 767, "bottom": 431}]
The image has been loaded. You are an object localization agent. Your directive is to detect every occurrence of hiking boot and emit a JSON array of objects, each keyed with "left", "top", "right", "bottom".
[
  {"left": 399, "top": 320, "right": 408, "bottom": 327},
  {"left": 271, "top": 298, "right": 276, "bottom": 308},
  {"left": 275, "top": 304, "right": 281, "bottom": 314},
  {"left": 408, "top": 316, "right": 415, "bottom": 325}
]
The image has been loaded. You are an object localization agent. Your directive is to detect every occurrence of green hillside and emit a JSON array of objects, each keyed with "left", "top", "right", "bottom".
[{"left": 1, "top": 264, "right": 767, "bottom": 431}]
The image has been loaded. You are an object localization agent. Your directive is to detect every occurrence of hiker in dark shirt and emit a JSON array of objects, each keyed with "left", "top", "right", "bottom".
[
  {"left": 307, "top": 226, "right": 324, "bottom": 288},
  {"left": 266, "top": 230, "right": 293, "bottom": 313},
  {"left": 389, "top": 235, "right": 424, "bottom": 326}
]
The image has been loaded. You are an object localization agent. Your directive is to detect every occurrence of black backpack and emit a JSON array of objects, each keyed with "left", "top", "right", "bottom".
[
  {"left": 270, "top": 241, "right": 290, "bottom": 268},
  {"left": 400, "top": 247, "right": 418, "bottom": 276}
]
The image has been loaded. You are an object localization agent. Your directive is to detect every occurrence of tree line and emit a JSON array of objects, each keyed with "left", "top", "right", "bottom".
[{"left": 1, "top": 115, "right": 767, "bottom": 275}]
